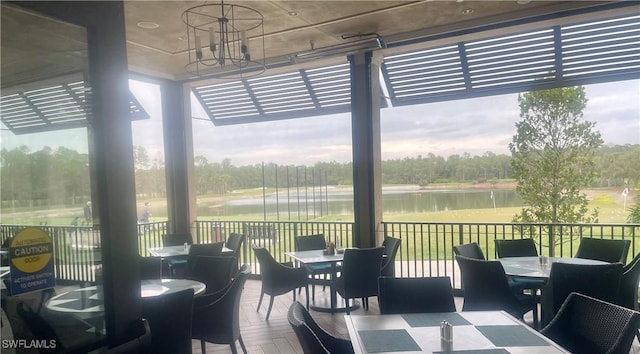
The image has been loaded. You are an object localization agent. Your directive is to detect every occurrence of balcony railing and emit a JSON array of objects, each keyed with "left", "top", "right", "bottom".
[{"left": 1, "top": 221, "right": 638, "bottom": 290}]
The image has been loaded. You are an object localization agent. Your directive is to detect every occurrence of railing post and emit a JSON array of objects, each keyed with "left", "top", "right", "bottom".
[{"left": 548, "top": 224, "right": 555, "bottom": 257}]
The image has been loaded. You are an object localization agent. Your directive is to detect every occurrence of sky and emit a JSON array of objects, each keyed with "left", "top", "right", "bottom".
[{"left": 2, "top": 79, "right": 639, "bottom": 167}]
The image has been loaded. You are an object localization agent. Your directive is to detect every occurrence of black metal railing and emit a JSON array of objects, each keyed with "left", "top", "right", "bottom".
[{"left": 2, "top": 220, "right": 638, "bottom": 291}]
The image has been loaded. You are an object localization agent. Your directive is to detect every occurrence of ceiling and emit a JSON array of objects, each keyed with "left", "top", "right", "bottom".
[{"left": 1, "top": 0, "right": 633, "bottom": 89}]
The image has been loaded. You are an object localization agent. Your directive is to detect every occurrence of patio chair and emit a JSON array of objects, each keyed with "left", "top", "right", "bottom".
[
  {"left": 185, "top": 242, "right": 225, "bottom": 277},
  {"left": 495, "top": 238, "right": 538, "bottom": 258},
  {"left": 378, "top": 276, "right": 456, "bottom": 314},
  {"left": 253, "top": 246, "right": 309, "bottom": 320},
  {"left": 617, "top": 252, "right": 640, "bottom": 310},
  {"left": 141, "top": 288, "right": 194, "bottom": 354},
  {"left": 541, "top": 292, "right": 640, "bottom": 354},
  {"left": 188, "top": 255, "right": 236, "bottom": 295},
  {"left": 455, "top": 255, "right": 537, "bottom": 324},
  {"left": 540, "top": 261, "right": 623, "bottom": 327},
  {"left": 192, "top": 265, "right": 250, "bottom": 354},
  {"left": 295, "top": 234, "right": 333, "bottom": 300},
  {"left": 139, "top": 256, "right": 162, "bottom": 280},
  {"left": 380, "top": 236, "right": 401, "bottom": 277},
  {"left": 494, "top": 238, "right": 545, "bottom": 300},
  {"left": 333, "top": 247, "right": 385, "bottom": 314},
  {"left": 287, "top": 301, "right": 354, "bottom": 354},
  {"left": 574, "top": 237, "right": 631, "bottom": 264},
  {"left": 225, "top": 233, "right": 246, "bottom": 274},
  {"left": 453, "top": 242, "right": 485, "bottom": 260}
]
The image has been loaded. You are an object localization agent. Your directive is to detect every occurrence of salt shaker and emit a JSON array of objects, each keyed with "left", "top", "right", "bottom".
[
  {"left": 184, "top": 242, "right": 188, "bottom": 252},
  {"left": 440, "top": 321, "right": 453, "bottom": 342},
  {"left": 440, "top": 321, "right": 453, "bottom": 351}
]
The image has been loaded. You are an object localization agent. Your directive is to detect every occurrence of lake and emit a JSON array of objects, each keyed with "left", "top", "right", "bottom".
[{"left": 196, "top": 187, "right": 524, "bottom": 218}]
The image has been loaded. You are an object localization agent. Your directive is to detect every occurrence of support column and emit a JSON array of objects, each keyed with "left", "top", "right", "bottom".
[
  {"left": 161, "top": 81, "right": 197, "bottom": 240},
  {"left": 350, "top": 52, "right": 384, "bottom": 248}
]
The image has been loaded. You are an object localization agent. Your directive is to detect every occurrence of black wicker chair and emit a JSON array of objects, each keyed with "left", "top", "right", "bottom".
[
  {"left": 494, "top": 238, "right": 545, "bottom": 312},
  {"left": 192, "top": 265, "right": 250, "bottom": 354},
  {"left": 540, "top": 261, "right": 623, "bottom": 327},
  {"left": 541, "top": 292, "right": 640, "bottom": 354},
  {"left": 185, "top": 242, "right": 225, "bottom": 277},
  {"left": 455, "top": 255, "right": 537, "bottom": 323},
  {"left": 253, "top": 246, "right": 309, "bottom": 320},
  {"left": 287, "top": 301, "right": 354, "bottom": 354},
  {"left": 139, "top": 256, "right": 163, "bottom": 280},
  {"left": 495, "top": 238, "right": 538, "bottom": 258},
  {"left": 618, "top": 252, "right": 640, "bottom": 310},
  {"left": 378, "top": 276, "right": 456, "bottom": 314},
  {"left": 141, "top": 288, "right": 195, "bottom": 354},
  {"left": 574, "top": 237, "right": 631, "bottom": 264},
  {"left": 453, "top": 242, "right": 485, "bottom": 260},
  {"left": 188, "top": 255, "right": 237, "bottom": 295},
  {"left": 380, "top": 237, "right": 401, "bottom": 277},
  {"left": 333, "top": 247, "right": 385, "bottom": 314}
]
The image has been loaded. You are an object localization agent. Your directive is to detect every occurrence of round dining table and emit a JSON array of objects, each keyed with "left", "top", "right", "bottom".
[
  {"left": 46, "top": 278, "right": 206, "bottom": 314},
  {"left": 500, "top": 256, "right": 608, "bottom": 279}
]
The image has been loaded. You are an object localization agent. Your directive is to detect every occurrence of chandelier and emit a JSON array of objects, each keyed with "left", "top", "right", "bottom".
[{"left": 182, "top": 2, "right": 266, "bottom": 79}]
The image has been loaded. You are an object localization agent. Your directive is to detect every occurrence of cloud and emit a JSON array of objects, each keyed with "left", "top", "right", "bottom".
[{"left": 2, "top": 80, "right": 637, "bottom": 167}]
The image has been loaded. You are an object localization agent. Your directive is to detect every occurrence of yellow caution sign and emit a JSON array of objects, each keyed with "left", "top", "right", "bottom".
[{"left": 10, "top": 228, "right": 53, "bottom": 274}]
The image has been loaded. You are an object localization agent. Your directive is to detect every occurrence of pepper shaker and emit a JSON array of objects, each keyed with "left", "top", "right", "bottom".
[{"left": 184, "top": 242, "right": 188, "bottom": 252}]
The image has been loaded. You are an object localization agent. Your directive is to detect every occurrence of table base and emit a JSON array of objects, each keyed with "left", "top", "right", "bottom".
[{"left": 309, "top": 297, "right": 360, "bottom": 313}]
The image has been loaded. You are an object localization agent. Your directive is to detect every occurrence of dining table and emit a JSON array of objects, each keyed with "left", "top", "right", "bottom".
[
  {"left": 499, "top": 256, "right": 608, "bottom": 279},
  {"left": 286, "top": 249, "right": 358, "bottom": 313},
  {"left": 147, "top": 244, "right": 233, "bottom": 257},
  {"left": 46, "top": 278, "right": 206, "bottom": 314},
  {"left": 345, "top": 310, "right": 569, "bottom": 354}
]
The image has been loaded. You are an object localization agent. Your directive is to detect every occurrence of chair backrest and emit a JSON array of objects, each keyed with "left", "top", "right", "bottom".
[
  {"left": 541, "top": 292, "right": 640, "bottom": 354},
  {"left": 139, "top": 256, "right": 162, "bottom": 280},
  {"left": 618, "top": 252, "right": 640, "bottom": 310},
  {"left": 186, "top": 242, "right": 225, "bottom": 276},
  {"left": 188, "top": 256, "right": 237, "bottom": 294},
  {"left": 141, "top": 288, "right": 194, "bottom": 354},
  {"left": 225, "top": 233, "right": 246, "bottom": 254},
  {"left": 192, "top": 265, "right": 250, "bottom": 344},
  {"left": 455, "top": 255, "right": 526, "bottom": 317},
  {"left": 575, "top": 237, "right": 631, "bottom": 264},
  {"left": 288, "top": 301, "right": 354, "bottom": 354},
  {"left": 542, "top": 261, "right": 623, "bottom": 326},
  {"left": 295, "top": 234, "right": 326, "bottom": 251},
  {"left": 288, "top": 301, "right": 330, "bottom": 354},
  {"left": 162, "top": 233, "right": 192, "bottom": 246},
  {"left": 453, "top": 242, "right": 485, "bottom": 260},
  {"left": 495, "top": 238, "right": 538, "bottom": 258},
  {"left": 378, "top": 276, "right": 456, "bottom": 314},
  {"left": 381, "top": 237, "right": 401, "bottom": 277},
  {"left": 340, "top": 247, "right": 385, "bottom": 299},
  {"left": 252, "top": 246, "right": 279, "bottom": 285}
]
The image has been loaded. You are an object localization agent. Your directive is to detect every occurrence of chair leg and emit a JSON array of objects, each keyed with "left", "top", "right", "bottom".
[
  {"left": 238, "top": 336, "right": 248, "bottom": 354},
  {"left": 230, "top": 343, "right": 238, "bottom": 354},
  {"left": 345, "top": 298, "right": 351, "bottom": 315},
  {"left": 201, "top": 339, "right": 206, "bottom": 354},
  {"left": 256, "top": 292, "right": 264, "bottom": 312},
  {"left": 312, "top": 281, "right": 316, "bottom": 301},
  {"left": 293, "top": 289, "right": 297, "bottom": 301},
  {"left": 305, "top": 285, "right": 310, "bottom": 310},
  {"left": 266, "top": 296, "right": 275, "bottom": 320}
]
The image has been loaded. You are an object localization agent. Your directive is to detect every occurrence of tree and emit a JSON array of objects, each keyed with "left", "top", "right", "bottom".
[{"left": 509, "top": 86, "right": 603, "bottom": 225}]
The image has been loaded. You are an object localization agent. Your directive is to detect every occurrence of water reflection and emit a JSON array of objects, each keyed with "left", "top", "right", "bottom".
[{"left": 197, "top": 188, "right": 523, "bottom": 218}]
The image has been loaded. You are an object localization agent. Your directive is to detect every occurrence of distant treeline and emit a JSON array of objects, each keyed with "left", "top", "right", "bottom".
[{"left": 1, "top": 144, "right": 638, "bottom": 207}]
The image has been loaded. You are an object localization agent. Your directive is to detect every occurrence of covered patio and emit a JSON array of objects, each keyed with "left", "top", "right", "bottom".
[{"left": 1, "top": 1, "right": 639, "bottom": 350}]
